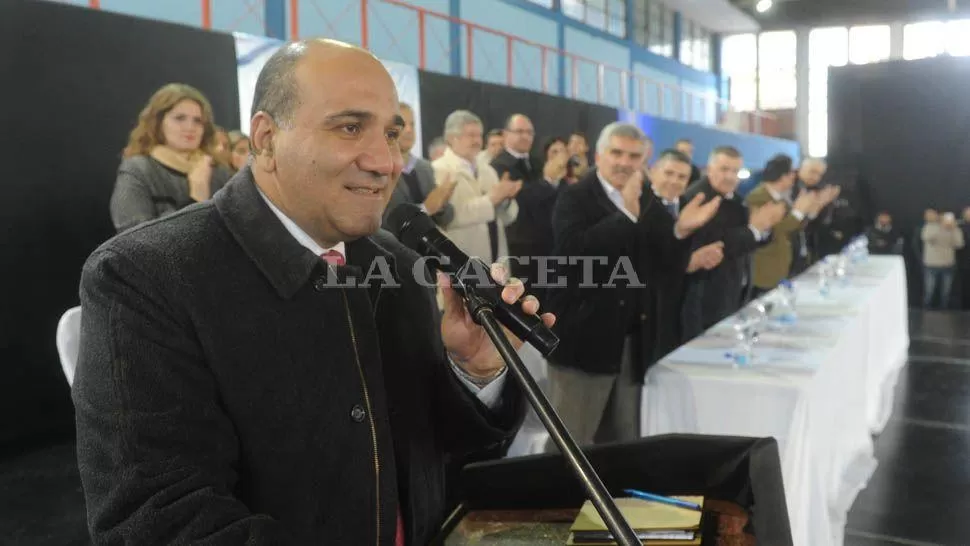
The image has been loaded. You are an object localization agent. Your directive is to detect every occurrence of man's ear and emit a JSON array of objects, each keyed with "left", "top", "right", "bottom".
[{"left": 250, "top": 112, "right": 278, "bottom": 172}]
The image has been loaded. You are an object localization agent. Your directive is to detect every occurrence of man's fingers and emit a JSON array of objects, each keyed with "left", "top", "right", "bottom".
[
  {"left": 540, "top": 313, "right": 556, "bottom": 328},
  {"left": 521, "top": 295, "right": 540, "bottom": 315},
  {"left": 438, "top": 272, "right": 463, "bottom": 317},
  {"left": 501, "top": 277, "right": 524, "bottom": 304},
  {"left": 490, "top": 262, "right": 510, "bottom": 285}
]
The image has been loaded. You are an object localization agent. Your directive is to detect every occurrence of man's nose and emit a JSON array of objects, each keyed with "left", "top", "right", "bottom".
[{"left": 359, "top": 138, "right": 399, "bottom": 176}]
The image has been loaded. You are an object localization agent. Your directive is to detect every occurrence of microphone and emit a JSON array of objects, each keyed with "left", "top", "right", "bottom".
[{"left": 386, "top": 204, "right": 559, "bottom": 357}]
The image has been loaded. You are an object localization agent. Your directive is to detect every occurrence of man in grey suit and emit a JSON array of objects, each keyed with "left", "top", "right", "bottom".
[{"left": 382, "top": 103, "right": 456, "bottom": 226}]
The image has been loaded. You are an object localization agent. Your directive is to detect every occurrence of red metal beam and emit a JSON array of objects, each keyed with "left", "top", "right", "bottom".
[
  {"left": 201, "top": 0, "right": 211, "bottom": 29},
  {"left": 466, "top": 26, "right": 474, "bottom": 79},
  {"left": 506, "top": 36, "right": 513, "bottom": 87},
  {"left": 289, "top": 0, "right": 299, "bottom": 39},
  {"left": 88, "top": 0, "right": 100, "bottom": 7}
]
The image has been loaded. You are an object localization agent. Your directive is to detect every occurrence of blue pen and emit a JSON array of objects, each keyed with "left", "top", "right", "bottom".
[{"left": 623, "top": 488, "right": 702, "bottom": 511}]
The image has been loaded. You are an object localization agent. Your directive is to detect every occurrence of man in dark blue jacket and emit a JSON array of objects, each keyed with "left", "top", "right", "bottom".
[{"left": 73, "top": 39, "right": 552, "bottom": 546}]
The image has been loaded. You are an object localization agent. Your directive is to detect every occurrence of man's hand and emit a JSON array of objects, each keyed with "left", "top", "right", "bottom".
[
  {"left": 792, "top": 191, "right": 816, "bottom": 216},
  {"left": 424, "top": 172, "right": 457, "bottom": 215},
  {"left": 686, "top": 241, "right": 725, "bottom": 273},
  {"left": 818, "top": 186, "right": 841, "bottom": 207},
  {"left": 543, "top": 154, "right": 568, "bottom": 182},
  {"left": 675, "top": 193, "right": 721, "bottom": 237},
  {"left": 489, "top": 172, "right": 522, "bottom": 205},
  {"left": 750, "top": 201, "right": 787, "bottom": 231},
  {"left": 439, "top": 264, "right": 556, "bottom": 379},
  {"left": 621, "top": 170, "right": 644, "bottom": 218}
]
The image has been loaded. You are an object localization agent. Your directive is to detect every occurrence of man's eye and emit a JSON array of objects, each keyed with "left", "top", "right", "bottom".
[
  {"left": 342, "top": 124, "right": 361, "bottom": 136},
  {"left": 386, "top": 129, "right": 401, "bottom": 141}
]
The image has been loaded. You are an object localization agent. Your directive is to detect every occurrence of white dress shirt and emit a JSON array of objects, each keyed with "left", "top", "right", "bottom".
[
  {"left": 257, "top": 188, "right": 506, "bottom": 408},
  {"left": 596, "top": 172, "right": 638, "bottom": 222}
]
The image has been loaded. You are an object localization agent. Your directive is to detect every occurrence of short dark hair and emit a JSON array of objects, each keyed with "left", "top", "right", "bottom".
[
  {"left": 762, "top": 154, "right": 794, "bottom": 182},
  {"left": 251, "top": 42, "right": 307, "bottom": 127},
  {"left": 487, "top": 128, "right": 504, "bottom": 139},
  {"left": 710, "top": 145, "right": 742, "bottom": 161},
  {"left": 655, "top": 149, "right": 692, "bottom": 166},
  {"left": 542, "top": 136, "right": 568, "bottom": 159}
]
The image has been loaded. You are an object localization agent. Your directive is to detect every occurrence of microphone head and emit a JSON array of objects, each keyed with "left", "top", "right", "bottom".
[{"left": 386, "top": 203, "right": 437, "bottom": 250}]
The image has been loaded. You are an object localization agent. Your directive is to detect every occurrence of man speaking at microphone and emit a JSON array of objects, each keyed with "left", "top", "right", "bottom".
[{"left": 73, "top": 39, "right": 553, "bottom": 546}]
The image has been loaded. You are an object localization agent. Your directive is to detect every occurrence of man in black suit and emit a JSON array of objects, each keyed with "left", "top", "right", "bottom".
[
  {"left": 675, "top": 138, "right": 703, "bottom": 183},
  {"left": 73, "top": 39, "right": 553, "bottom": 546},
  {"left": 382, "top": 102, "right": 456, "bottom": 227},
  {"left": 644, "top": 149, "right": 725, "bottom": 363},
  {"left": 681, "top": 146, "right": 787, "bottom": 341},
  {"left": 490, "top": 113, "right": 548, "bottom": 285},
  {"left": 544, "top": 123, "right": 721, "bottom": 448}
]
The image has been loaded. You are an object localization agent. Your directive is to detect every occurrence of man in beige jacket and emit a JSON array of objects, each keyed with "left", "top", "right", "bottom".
[
  {"left": 922, "top": 210, "right": 965, "bottom": 308},
  {"left": 433, "top": 110, "right": 521, "bottom": 264}
]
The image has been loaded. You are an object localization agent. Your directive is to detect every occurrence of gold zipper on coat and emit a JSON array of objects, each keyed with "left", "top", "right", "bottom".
[{"left": 339, "top": 287, "right": 381, "bottom": 546}]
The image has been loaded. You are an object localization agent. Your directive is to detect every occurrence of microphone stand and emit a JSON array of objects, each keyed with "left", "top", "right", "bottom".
[{"left": 459, "top": 283, "right": 641, "bottom": 546}]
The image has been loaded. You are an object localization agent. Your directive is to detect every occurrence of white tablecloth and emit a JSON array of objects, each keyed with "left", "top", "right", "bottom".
[{"left": 641, "top": 256, "right": 909, "bottom": 546}]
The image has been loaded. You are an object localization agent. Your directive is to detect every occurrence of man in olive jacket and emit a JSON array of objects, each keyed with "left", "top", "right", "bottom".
[
  {"left": 73, "top": 39, "right": 552, "bottom": 546},
  {"left": 746, "top": 155, "right": 838, "bottom": 298}
]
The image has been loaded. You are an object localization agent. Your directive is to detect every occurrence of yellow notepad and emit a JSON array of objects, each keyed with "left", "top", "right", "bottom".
[{"left": 568, "top": 497, "right": 703, "bottom": 545}]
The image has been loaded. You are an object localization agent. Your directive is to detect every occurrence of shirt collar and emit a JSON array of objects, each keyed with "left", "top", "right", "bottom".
[
  {"left": 402, "top": 153, "right": 418, "bottom": 175},
  {"left": 506, "top": 147, "right": 530, "bottom": 160},
  {"left": 257, "top": 186, "right": 346, "bottom": 258},
  {"left": 766, "top": 184, "right": 783, "bottom": 201},
  {"left": 446, "top": 147, "right": 477, "bottom": 175},
  {"left": 652, "top": 187, "right": 678, "bottom": 206},
  {"left": 596, "top": 171, "right": 622, "bottom": 200}
]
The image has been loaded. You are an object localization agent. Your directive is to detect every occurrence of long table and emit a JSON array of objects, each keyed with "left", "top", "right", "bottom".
[{"left": 641, "top": 255, "right": 909, "bottom": 546}]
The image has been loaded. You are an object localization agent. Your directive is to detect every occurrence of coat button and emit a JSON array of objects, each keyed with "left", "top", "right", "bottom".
[
  {"left": 313, "top": 276, "right": 328, "bottom": 292},
  {"left": 640, "top": 313, "right": 647, "bottom": 321},
  {"left": 619, "top": 299, "right": 626, "bottom": 307},
  {"left": 350, "top": 405, "right": 366, "bottom": 423}
]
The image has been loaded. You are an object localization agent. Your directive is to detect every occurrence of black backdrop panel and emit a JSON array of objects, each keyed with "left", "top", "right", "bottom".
[
  {"left": 828, "top": 56, "right": 970, "bottom": 301},
  {"left": 828, "top": 56, "right": 970, "bottom": 227},
  {"left": 418, "top": 71, "right": 618, "bottom": 159},
  {"left": 0, "top": 0, "right": 240, "bottom": 450}
]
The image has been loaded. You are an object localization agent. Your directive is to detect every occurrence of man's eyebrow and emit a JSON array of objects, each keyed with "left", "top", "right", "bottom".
[
  {"left": 324, "top": 109, "right": 374, "bottom": 124},
  {"left": 392, "top": 115, "right": 405, "bottom": 128}
]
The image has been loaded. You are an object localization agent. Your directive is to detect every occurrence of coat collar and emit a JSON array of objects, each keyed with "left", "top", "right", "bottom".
[{"left": 215, "top": 167, "right": 398, "bottom": 303}]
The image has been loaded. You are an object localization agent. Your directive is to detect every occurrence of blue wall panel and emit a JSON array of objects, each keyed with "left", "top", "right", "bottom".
[{"left": 620, "top": 111, "right": 801, "bottom": 171}]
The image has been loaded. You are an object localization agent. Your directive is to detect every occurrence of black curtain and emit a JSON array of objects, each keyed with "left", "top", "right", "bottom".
[
  {"left": 0, "top": 0, "right": 240, "bottom": 451},
  {"left": 418, "top": 71, "right": 618, "bottom": 161},
  {"left": 828, "top": 56, "right": 970, "bottom": 302},
  {"left": 829, "top": 56, "right": 970, "bottom": 225}
]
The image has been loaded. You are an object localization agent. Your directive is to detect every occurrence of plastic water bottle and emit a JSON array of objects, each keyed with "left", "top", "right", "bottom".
[
  {"left": 773, "top": 279, "right": 798, "bottom": 326},
  {"left": 818, "top": 258, "right": 834, "bottom": 296},
  {"left": 728, "top": 302, "right": 767, "bottom": 368},
  {"left": 833, "top": 253, "right": 850, "bottom": 287}
]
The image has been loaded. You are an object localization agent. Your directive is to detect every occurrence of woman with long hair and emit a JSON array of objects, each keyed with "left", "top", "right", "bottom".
[
  {"left": 110, "top": 83, "right": 231, "bottom": 232},
  {"left": 227, "top": 130, "right": 250, "bottom": 173}
]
